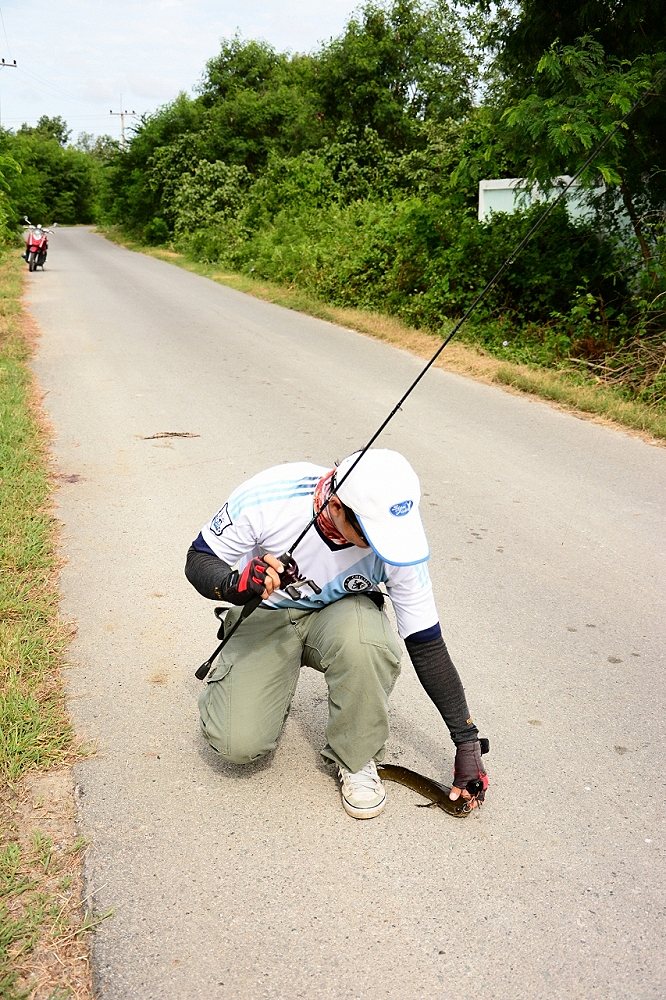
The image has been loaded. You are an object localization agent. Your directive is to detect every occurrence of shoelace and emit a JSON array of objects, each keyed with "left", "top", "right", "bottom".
[{"left": 341, "top": 761, "right": 381, "bottom": 793}]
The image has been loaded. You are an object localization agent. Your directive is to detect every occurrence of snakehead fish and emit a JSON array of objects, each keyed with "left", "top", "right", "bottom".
[{"left": 377, "top": 763, "right": 478, "bottom": 818}]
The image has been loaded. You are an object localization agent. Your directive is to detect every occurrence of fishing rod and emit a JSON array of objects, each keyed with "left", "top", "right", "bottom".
[{"left": 196, "top": 70, "right": 663, "bottom": 678}]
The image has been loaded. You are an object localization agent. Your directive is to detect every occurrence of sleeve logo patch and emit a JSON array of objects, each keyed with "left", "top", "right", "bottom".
[
  {"left": 343, "top": 574, "right": 372, "bottom": 593},
  {"left": 210, "top": 503, "right": 232, "bottom": 536}
]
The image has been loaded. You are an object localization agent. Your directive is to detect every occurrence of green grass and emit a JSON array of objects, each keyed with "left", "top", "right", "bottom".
[
  {"left": 0, "top": 841, "right": 41, "bottom": 1000},
  {"left": 0, "top": 251, "right": 87, "bottom": 998},
  {"left": 0, "top": 260, "right": 72, "bottom": 782},
  {"left": 494, "top": 365, "right": 666, "bottom": 439}
]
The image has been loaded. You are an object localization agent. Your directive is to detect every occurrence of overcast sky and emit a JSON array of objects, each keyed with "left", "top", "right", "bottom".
[{"left": 0, "top": 0, "right": 364, "bottom": 142}]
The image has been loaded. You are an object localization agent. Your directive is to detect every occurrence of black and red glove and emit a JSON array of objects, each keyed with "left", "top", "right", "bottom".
[
  {"left": 220, "top": 557, "right": 272, "bottom": 605},
  {"left": 452, "top": 739, "right": 489, "bottom": 802}
]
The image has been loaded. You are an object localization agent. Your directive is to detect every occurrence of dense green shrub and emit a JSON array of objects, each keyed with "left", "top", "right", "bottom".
[
  {"left": 172, "top": 161, "right": 251, "bottom": 239},
  {"left": 210, "top": 193, "right": 630, "bottom": 358},
  {"left": 417, "top": 203, "right": 628, "bottom": 325},
  {"left": 144, "top": 217, "right": 170, "bottom": 245}
]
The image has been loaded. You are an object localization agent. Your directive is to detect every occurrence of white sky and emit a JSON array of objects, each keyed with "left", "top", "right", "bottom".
[{"left": 0, "top": 0, "right": 364, "bottom": 142}]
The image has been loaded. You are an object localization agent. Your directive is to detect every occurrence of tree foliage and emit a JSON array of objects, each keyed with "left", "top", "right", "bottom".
[
  {"left": 0, "top": 127, "right": 98, "bottom": 225},
  {"left": 313, "top": 0, "right": 478, "bottom": 146},
  {"left": 17, "top": 115, "right": 71, "bottom": 147},
  {"left": 2, "top": 0, "right": 661, "bottom": 402},
  {"left": 198, "top": 39, "right": 324, "bottom": 169},
  {"left": 477, "top": 2, "right": 666, "bottom": 251}
]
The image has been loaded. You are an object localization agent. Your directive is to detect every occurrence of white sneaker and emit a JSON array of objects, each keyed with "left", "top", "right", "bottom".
[{"left": 337, "top": 759, "right": 386, "bottom": 819}]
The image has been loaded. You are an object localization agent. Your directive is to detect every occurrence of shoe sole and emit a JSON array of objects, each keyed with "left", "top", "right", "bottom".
[{"left": 341, "top": 793, "right": 386, "bottom": 820}]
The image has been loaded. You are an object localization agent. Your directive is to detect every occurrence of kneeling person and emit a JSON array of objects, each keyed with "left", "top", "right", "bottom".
[{"left": 185, "top": 449, "right": 488, "bottom": 819}]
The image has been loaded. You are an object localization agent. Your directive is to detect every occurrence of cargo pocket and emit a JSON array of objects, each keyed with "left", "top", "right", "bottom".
[
  {"left": 198, "top": 654, "right": 234, "bottom": 755},
  {"left": 357, "top": 598, "right": 402, "bottom": 660}
]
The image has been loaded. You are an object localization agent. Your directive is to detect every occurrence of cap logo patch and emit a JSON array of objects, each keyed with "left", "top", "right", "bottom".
[{"left": 390, "top": 500, "right": 413, "bottom": 517}]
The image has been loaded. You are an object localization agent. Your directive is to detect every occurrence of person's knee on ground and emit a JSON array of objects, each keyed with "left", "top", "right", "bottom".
[{"left": 199, "top": 716, "right": 276, "bottom": 764}]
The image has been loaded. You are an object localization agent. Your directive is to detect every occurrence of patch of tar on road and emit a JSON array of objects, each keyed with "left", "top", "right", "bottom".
[{"left": 139, "top": 431, "right": 201, "bottom": 440}]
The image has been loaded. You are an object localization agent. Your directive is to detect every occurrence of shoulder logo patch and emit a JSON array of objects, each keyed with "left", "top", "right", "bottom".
[
  {"left": 344, "top": 574, "right": 372, "bottom": 593},
  {"left": 210, "top": 503, "right": 232, "bottom": 536}
]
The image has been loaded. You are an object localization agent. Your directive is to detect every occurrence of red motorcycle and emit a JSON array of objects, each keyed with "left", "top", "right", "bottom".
[{"left": 23, "top": 218, "right": 56, "bottom": 272}]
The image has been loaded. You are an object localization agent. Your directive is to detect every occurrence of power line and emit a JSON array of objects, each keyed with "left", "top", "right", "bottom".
[
  {"left": 2, "top": 115, "right": 120, "bottom": 124},
  {"left": 17, "top": 65, "right": 97, "bottom": 104}
]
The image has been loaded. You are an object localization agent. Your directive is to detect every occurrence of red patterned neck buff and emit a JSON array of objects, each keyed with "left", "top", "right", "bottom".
[{"left": 313, "top": 469, "right": 349, "bottom": 545}]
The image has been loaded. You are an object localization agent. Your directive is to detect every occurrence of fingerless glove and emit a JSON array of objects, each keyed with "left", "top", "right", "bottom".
[{"left": 219, "top": 557, "right": 271, "bottom": 605}]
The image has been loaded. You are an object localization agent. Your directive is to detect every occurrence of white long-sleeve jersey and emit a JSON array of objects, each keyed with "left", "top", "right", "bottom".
[{"left": 199, "top": 462, "right": 438, "bottom": 640}]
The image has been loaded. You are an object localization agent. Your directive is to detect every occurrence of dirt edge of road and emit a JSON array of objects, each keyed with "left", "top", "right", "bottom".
[
  {"left": 1, "top": 276, "right": 95, "bottom": 1000},
  {"left": 4, "top": 772, "right": 94, "bottom": 1000}
]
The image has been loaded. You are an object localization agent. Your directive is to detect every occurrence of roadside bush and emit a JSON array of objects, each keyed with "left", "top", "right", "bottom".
[
  {"left": 226, "top": 197, "right": 630, "bottom": 357},
  {"left": 180, "top": 216, "right": 249, "bottom": 265},
  {"left": 236, "top": 199, "right": 402, "bottom": 304},
  {"left": 144, "top": 216, "right": 170, "bottom": 245},
  {"left": 241, "top": 150, "right": 338, "bottom": 231},
  {"left": 417, "top": 204, "right": 626, "bottom": 326},
  {"left": 172, "top": 161, "right": 251, "bottom": 244}
]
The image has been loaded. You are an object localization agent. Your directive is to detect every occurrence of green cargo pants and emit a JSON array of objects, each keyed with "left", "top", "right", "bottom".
[{"left": 198, "top": 594, "right": 403, "bottom": 773}]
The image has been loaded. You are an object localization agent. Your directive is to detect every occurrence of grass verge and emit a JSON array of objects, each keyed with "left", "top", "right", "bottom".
[
  {"left": 0, "top": 251, "right": 94, "bottom": 999},
  {"left": 104, "top": 227, "right": 666, "bottom": 444}
]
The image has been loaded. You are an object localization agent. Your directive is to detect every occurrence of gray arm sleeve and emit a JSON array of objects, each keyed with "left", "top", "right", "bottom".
[
  {"left": 185, "top": 545, "right": 234, "bottom": 601},
  {"left": 404, "top": 635, "right": 479, "bottom": 745}
]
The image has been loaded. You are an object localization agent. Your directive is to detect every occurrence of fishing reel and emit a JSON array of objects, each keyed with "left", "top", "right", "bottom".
[
  {"left": 195, "top": 553, "right": 321, "bottom": 681},
  {"left": 277, "top": 553, "right": 322, "bottom": 600}
]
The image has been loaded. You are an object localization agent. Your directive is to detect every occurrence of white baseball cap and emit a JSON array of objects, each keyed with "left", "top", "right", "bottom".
[{"left": 333, "top": 449, "right": 429, "bottom": 566}]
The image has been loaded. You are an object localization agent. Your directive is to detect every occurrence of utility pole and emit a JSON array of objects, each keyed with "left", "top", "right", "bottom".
[
  {"left": 0, "top": 58, "right": 17, "bottom": 131},
  {"left": 109, "top": 102, "right": 137, "bottom": 149}
]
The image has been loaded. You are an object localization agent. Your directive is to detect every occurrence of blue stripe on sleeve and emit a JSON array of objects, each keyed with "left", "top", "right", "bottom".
[
  {"left": 192, "top": 532, "right": 215, "bottom": 555},
  {"left": 405, "top": 623, "right": 442, "bottom": 643}
]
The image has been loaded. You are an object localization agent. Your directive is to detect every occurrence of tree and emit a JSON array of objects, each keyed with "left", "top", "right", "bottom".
[
  {"left": 322, "top": 125, "right": 398, "bottom": 202},
  {"left": 199, "top": 37, "right": 285, "bottom": 104},
  {"left": 0, "top": 126, "right": 97, "bottom": 225},
  {"left": 477, "top": 0, "right": 665, "bottom": 80},
  {"left": 172, "top": 160, "right": 251, "bottom": 237},
  {"left": 18, "top": 115, "right": 71, "bottom": 146},
  {"left": 147, "top": 135, "right": 202, "bottom": 228},
  {"left": 0, "top": 149, "right": 21, "bottom": 241},
  {"left": 198, "top": 40, "right": 324, "bottom": 170},
  {"left": 469, "top": 1, "right": 666, "bottom": 261},
  {"left": 501, "top": 36, "right": 664, "bottom": 261},
  {"left": 313, "top": 0, "right": 479, "bottom": 149},
  {"left": 75, "top": 132, "right": 119, "bottom": 160},
  {"left": 99, "top": 93, "right": 206, "bottom": 231}
]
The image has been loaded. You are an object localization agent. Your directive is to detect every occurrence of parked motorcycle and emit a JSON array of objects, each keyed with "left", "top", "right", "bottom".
[{"left": 23, "top": 218, "right": 56, "bottom": 272}]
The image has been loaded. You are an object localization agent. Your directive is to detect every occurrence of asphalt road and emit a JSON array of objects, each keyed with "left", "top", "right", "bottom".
[{"left": 29, "top": 227, "right": 665, "bottom": 999}]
